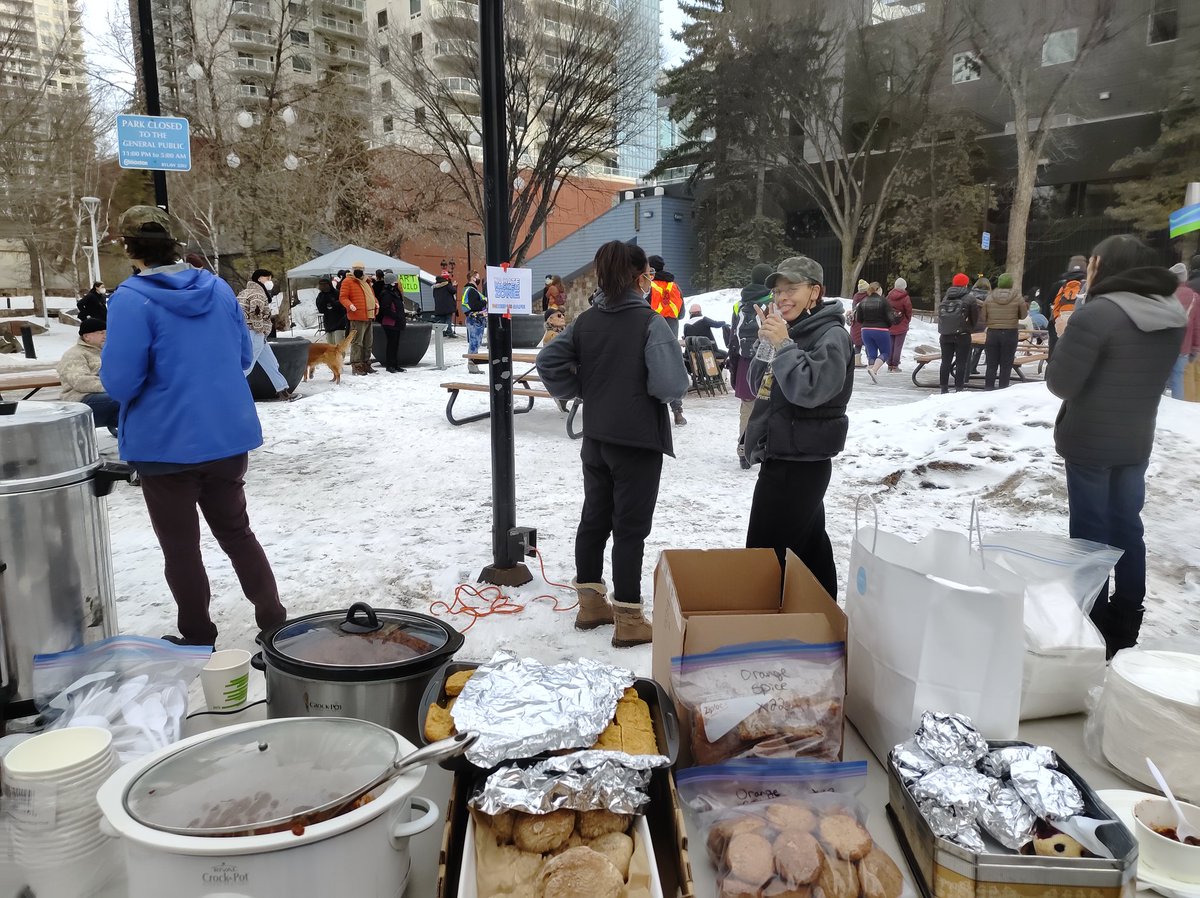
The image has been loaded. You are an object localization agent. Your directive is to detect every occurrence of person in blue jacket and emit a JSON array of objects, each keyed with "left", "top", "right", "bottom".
[{"left": 101, "top": 206, "right": 287, "bottom": 647}]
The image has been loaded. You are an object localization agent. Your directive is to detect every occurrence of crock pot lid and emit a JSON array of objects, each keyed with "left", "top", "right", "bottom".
[
  {"left": 123, "top": 718, "right": 399, "bottom": 834},
  {"left": 270, "top": 603, "right": 450, "bottom": 670},
  {"left": 1112, "top": 649, "right": 1200, "bottom": 705}
]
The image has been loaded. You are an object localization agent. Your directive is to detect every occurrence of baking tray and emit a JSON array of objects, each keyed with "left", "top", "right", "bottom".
[
  {"left": 886, "top": 740, "right": 1138, "bottom": 898},
  {"left": 417, "top": 660, "right": 680, "bottom": 771}
]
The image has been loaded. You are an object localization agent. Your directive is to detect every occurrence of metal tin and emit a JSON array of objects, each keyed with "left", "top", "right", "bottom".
[
  {"left": 887, "top": 741, "right": 1138, "bottom": 898},
  {"left": 0, "top": 400, "right": 99, "bottom": 493}
]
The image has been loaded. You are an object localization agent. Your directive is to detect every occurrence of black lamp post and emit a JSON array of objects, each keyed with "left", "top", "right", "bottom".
[
  {"left": 135, "top": 0, "right": 169, "bottom": 210},
  {"left": 466, "top": 230, "right": 482, "bottom": 277}
]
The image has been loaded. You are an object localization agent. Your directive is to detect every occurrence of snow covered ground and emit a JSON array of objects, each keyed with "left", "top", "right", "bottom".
[{"left": 13, "top": 299, "right": 1199, "bottom": 687}]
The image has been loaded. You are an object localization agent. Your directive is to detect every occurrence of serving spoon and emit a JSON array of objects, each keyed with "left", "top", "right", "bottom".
[{"left": 1146, "top": 757, "right": 1199, "bottom": 844}]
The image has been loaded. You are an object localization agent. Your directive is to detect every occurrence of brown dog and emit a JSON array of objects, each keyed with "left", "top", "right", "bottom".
[{"left": 305, "top": 331, "right": 355, "bottom": 384}]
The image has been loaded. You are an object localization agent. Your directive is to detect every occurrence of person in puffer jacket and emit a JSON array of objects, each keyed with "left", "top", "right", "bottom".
[
  {"left": 980, "top": 273, "right": 1029, "bottom": 390},
  {"left": 885, "top": 277, "right": 913, "bottom": 372},
  {"left": 57, "top": 317, "right": 118, "bottom": 435},
  {"left": 727, "top": 263, "right": 773, "bottom": 469},
  {"left": 1047, "top": 234, "right": 1186, "bottom": 659}
]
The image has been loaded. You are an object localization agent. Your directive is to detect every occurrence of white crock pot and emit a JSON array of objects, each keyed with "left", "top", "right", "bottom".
[{"left": 96, "top": 718, "right": 439, "bottom": 898}]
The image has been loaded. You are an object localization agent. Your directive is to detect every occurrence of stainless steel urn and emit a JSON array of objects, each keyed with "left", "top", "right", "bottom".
[{"left": 0, "top": 400, "right": 125, "bottom": 717}]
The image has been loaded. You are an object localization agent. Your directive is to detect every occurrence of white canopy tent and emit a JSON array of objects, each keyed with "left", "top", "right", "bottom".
[{"left": 286, "top": 245, "right": 436, "bottom": 287}]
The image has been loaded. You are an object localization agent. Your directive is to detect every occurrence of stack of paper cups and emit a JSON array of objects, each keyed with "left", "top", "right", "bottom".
[{"left": 2, "top": 727, "right": 120, "bottom": 898}]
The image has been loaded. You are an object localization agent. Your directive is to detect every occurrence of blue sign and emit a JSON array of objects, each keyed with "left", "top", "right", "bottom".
[
  {"left": 981, "top": 231, "right": 992, "bottom": 251},
  {"left": 116, "top": 114, "right": 191, "bottom": 172}
]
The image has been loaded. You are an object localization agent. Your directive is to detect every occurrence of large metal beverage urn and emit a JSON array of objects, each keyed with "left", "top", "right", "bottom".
[{"left": 0, "top": 400, "right": 127, "bottom": 718}]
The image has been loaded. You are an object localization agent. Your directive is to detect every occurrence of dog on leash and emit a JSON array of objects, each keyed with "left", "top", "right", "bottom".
[{"left": 305, "top": 331, "right": 356, "bottom": 384}]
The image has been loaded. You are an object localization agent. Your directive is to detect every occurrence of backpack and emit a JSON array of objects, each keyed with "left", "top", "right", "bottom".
[
  {"left": 939, "top": 292, "right": 971, "bottom": 335},
  {"left": 1053, "top": 277, "right": 1084, "bottom": 319}
]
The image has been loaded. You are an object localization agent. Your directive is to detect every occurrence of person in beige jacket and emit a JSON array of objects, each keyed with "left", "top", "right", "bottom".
[
  {"left": 981, "top": 273, "right": 1029, "bottom": 390},
  {"left": 57, "top": 318, "right": 119, "bottom": 434}
]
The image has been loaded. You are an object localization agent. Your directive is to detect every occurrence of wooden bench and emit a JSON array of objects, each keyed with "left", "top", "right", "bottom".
[
  {"left": 911, "top": 347, "right": 1048, "bottom": 389},
  {"left": 0, "top": 369, "right": 61, "bottom": 400},
  {"left": 441, "top": 382, "right": 581, "bottom": 438}
]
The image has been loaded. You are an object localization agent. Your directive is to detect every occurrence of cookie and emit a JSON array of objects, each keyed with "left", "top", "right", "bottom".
[
  {"left": 727, "top": 831, "right": 774, "bottom": 887},
  {"left": 548, "top": 831, "right": 584, "bottom": 857},
  {"left": 707, "top": 814, "right": 769, "bottom": 862},
  {"left": 588, "top": 831, "right": 634, "bottom": 879},
  {"left": 818, "top": 814, "right": 873, "bottom": 861},
  {"left": 444, "top": 669, "right": 473, "bottom": 697},
  {"left": 773, "top": 828, "right": 824, "bottom": 885},
  {"left": 719, "top": 878, "right": 762, "bottom": 898},
  {"left": 513, "top": 808, "right": 576, "bottom": 854},
  {"left": 578, "top": 809, "right": 631, "bottom": 840},
  {"left": 1033, "top": 834, "right": 1084, "bottom": 858},
  {"left": 816, "top": 849, "right": 860, "bottom": 898},
  {"left": 476, "top": 808, "right": 514, "bottom": 845},
  {"left": 539, "top": 846, "right": 624, "bottom": 898},
  {"left": 487, "top": 843, "right": 545, "bottom": 891},
  {"left": 766, "top": 802, "right": 818, "bottom": 833},
  {"left": 858, "top": 846, "right": 904, "bottom": 898},
  {"left": 423, "top": 702, "right": 455, "bottom": 742}
]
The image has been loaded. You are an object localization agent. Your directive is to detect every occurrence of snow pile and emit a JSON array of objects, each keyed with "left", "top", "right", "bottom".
[{"left": 0, "top": 318, "right": 81, "bottom": 369}]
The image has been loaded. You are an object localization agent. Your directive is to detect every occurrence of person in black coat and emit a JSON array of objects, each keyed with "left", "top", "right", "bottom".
[
  {"left": 77, "top": 282, "right": 108, "bottom": 324},
  {"left": 376, "top": 271, "right": 407, "bottom": 373},
  {"left": 315, "top": 276, "right": 348, "bottom": 343},
  {"left": 1047, "top": 234, "right": 1186, "bottom": 658}
]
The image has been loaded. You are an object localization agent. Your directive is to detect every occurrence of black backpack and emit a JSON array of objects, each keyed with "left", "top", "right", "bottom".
[{"left": 939, "top": 291, "right": 971, "bottom": 335}]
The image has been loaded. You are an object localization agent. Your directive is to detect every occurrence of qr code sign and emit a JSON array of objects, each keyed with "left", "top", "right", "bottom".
[{"left": 492, "top": 279, "right": 521, "bottom": 301}]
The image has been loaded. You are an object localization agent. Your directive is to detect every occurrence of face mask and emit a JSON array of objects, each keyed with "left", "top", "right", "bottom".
[
  {"left": 353, "top": 269, "right": 364, "bottom": 279},
  {"left": 262, "top": 279, "right": 274, "bottom": 292},
  {"left": 96, "top": 288, "right": 106, "bottom": 296}
]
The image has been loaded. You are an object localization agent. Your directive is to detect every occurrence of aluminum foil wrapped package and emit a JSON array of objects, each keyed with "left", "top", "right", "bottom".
[
  {"left": 919, "top": 800, "right": 986, "bottom": 854},
  {"left": 1009, "top": 758, "right": 1083, "bottom": 821},
  {"left": 893, "top": 738, "right": 941, "bottom": 784},
  {"left": 470, "top": 749, "right": 670, "bottom": 816},
  {"left": 979, "top": 782, "right": 1037, "bottom": 851},
  {"left": 914, "top": 711, "right": 988, "bottom": 768},
  {"left": 912, "top": 766, "right": 992, "bottom": 815},
  {"left": 979, "top": 745, "right": 1057, "bottom": 779},
  {"left": 452, "top": 651, "right": 635, "bottom": 767}
]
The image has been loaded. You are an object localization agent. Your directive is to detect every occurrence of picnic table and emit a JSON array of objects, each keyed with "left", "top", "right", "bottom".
[
  {"left": 442, "top": 352, "right": 581, "bottom": 438},
  {"left": 0, "top": 368, "right": 61, "bottom": 400},
  {"left": 911, "top": 330, "right": 1048, "bottom": 389}
]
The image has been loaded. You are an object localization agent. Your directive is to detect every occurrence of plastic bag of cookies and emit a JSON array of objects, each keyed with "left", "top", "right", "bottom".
[
  {"left": 671, "top": 641, "right": 846, "bottom": 766},
  {"left": 677, "top": 759, "right": 913, "bottom": 898}
]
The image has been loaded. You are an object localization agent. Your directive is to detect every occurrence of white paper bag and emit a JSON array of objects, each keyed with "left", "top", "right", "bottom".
[{"left": 846, "top": 519, "right": 1025, "bottom": 763}]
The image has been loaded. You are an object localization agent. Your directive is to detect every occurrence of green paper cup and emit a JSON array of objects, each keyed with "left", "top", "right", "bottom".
[{"left": 200, "top": 649, "right": 252, "bottom": 712}]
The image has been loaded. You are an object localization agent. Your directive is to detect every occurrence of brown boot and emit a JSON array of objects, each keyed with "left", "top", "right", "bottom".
[
  {"left": 611, "top": 600, "right": 652, "bottom": 647},
  {"left": 572, "top": 580, "right": 613, "bottom": 630},
  {"left": 353, "top": 362, "right": 367, "bottom": 376}
]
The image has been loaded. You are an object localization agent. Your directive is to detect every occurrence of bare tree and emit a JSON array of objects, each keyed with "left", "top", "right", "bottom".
[
  {"left": 956, "top": 0, "right": 1122, "bottom": 288},
  {"left": 348, "top": 148, "right": 468, "bottom": 258},
  {"left": 378, "top": 0, "right": 658, "bottom": 264}
]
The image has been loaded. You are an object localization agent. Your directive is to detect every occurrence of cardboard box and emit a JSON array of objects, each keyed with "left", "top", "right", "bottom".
[{"left": 652, "top": 548, "right": 849, "bottom": 766}]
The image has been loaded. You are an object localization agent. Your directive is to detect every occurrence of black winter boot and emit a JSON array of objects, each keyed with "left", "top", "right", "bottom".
[{"left": 1091, "top": 603, "right": 1145, "bottom": 659}]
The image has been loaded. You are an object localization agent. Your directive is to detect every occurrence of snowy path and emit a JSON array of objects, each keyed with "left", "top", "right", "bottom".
[{"left": 92, "top": 318, "right": 1199, "bottom": 679}]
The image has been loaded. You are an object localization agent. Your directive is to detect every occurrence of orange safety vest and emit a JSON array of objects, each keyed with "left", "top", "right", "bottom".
[{"left": 649, "top": 279, "right": 683, "bottom": 319}]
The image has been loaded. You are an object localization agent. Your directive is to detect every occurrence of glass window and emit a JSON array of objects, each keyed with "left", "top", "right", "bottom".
[
  {"left": 1148, "top": 0, "right": 1178, "bottom": 44},
  {"left": 1042, "top": 28, "right": 1078, "bottom": 67},
  {"left": 290, "top": 29, "right": 308, "bottom": 44},
  {"left": 381, "top": 80, "right": 392, "bottom": 99},
  {"left": 409, "top": 0, "right": 420, "bottom": 14},
  {"left": 378, "top": 45, "right": 389, "bottom": 64},
  {"left": 376, "top": 9, "right": 386, "bottom": 27},
  {"left": 383, "top": 114, "right": 393, "bottom": 132},
  {"left": 291, "top": 55, "right": 310, "bottom": 72},
  {"left": 952, "top": 51, "right": 981, "bottom": 84},
  {"left": 411, "top": 32, "right": 422, "bottom": 52}
]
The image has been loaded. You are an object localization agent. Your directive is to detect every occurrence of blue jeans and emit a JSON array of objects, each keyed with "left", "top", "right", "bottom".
[
  {"left": 81, "top": 392, "right": 119, "bottom": 436},
  {"left": 466, "top": 315, "right": 486, "bottom": 353},
  {"left": 1065, "top": 461, "right": 1148, "bottom": 615},
  {"left": 862, "top": 328, "right": 891, "bottom": 364},
  {"left": 1169, "top": 354, "right": 1188, "bottom": 400},
  {"left": 244, "top": 331, "right": 289, "bottom": 392}
]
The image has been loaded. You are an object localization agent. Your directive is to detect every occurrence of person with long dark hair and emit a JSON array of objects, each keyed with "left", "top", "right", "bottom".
[
  {"left": 537, "top": 241, "right": 689, "bottom": 647},
  {"left": 743, "top": 256, "right": 853, "bottom": 599},
  {"left": 1047, "top": 234, "right": 1186, "bottom": 657}
]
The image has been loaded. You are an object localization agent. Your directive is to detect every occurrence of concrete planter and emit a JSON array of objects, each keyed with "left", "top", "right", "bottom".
[
  {"left": 510, "top": 314, "right": 544, "bottom": 350},
  {"left": 247, "top": 336, "right": 309, "bottom": 400},
  {"left": 372, "top": 322, "right": 433, "bottom": 367}
]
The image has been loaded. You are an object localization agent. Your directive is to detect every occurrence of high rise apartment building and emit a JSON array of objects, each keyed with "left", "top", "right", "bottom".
[{"left": 0, "top": 0, "right": 86, "bottom": 94}]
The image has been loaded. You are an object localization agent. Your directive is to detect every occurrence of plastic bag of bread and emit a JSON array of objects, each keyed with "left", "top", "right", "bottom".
[
  {"left": 677, "top": 760, "right": 913, "bottom": 898},
  {"left": 671, "top": 640, "right": 845, "bottom": 765}
]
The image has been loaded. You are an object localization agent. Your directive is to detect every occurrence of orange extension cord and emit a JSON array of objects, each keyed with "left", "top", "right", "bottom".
[{"left": 429, "top": 547, "right": 579, "bottom": 632}]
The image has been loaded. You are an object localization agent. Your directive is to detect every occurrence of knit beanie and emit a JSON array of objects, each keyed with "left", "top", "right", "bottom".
[
  {"left": 856, "top": 279, "right": 869, "bottom": 293},
  {"left": 893, "top": 277, "right": 907, "bottom": 291},
  {"left": 1170, "top": 262, "right": 1187, "bottom": 282},
  {"left": 997, "top": 273, "right": 1014, "bottom": 289},
  {"left": 79, "top": 317, "right": 105, "bottom": 336},
  {"left": 750, "top": 263, "right": 774, "bottom": 286},
  {"left": 952, "top": 273, "right": 970, "bottom": 288},
  {"left": 974, "top": 277, "right": 992, "bottom": 291},
  {"left": 544, "top": 307, "right": 564, "bottom": 322}
]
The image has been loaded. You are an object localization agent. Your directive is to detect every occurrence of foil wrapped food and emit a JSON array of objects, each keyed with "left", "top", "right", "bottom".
[
  {"left": 451, "top": 651, "right": 636, "bottom": 767},
  {"left": 470, "top": 749, "right": 670, "bottom": 816},
  {"left": 893, "top": 738, "right": 940, "bottom": 784},
  {"left": 1009, "top": 759, "right": 1084, "bottom": 821},
  {"left": 979, "top": 782, "right": 1037, "bottom": 851},
  {"left": 912, "top": 766, "right": 993, "bottom": 815},
  {"left": 979, "top": 745, "right": 1057, "bottom": 779},
  {"left": 919, "top": 800, "right": 986, "bottom": 854},
  {"left": 914, "top": 711, "right": 989, "bottom": 768}
]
